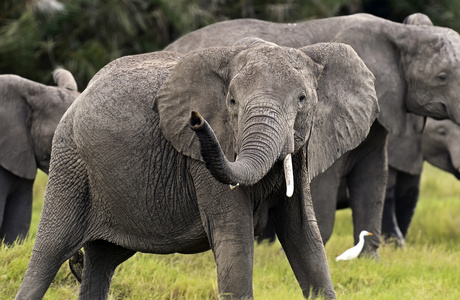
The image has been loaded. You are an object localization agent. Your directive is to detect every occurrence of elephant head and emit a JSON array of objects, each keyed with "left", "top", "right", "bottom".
[
  {"left": 155, "top": 39, "right": 379, "bottom": 191},
  {"left": 332, "top": 13, "right": 460, "bottom": 136},
  {"left": 0, "top": 68, "right": 79, "bottom": 179},
  {"left": 397, "top": 14, "right": 460, "bottom": 124},
  {"left": 422, "top": 118, "right": 460, "bottom": 179},
  {"left": 385, "top": 14, "right": 460, "bottom": 176}
]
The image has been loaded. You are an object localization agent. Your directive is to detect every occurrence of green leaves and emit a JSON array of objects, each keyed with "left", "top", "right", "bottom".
[{"left": 2, "top": 0, "right": 460, "bottom": 89}]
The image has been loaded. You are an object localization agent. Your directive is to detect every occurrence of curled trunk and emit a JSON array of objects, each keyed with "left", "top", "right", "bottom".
[{"left": 189, "top": 111, "right": 286, "bottom": 187}]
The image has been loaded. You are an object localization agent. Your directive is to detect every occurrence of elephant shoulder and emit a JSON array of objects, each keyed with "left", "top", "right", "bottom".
[{"left": 70, "top": 52, "right": 179, "bottom": 153}]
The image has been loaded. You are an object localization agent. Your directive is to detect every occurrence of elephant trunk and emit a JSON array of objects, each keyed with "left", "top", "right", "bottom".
[
  {"left": 190, "top": 110, "right": 293, "bottom": 194},
  {"left": 450, "top": 144, "right": 460, "bottom": 179}
]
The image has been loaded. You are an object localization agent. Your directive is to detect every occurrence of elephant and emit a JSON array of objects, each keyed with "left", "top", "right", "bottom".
[
  {"left": 15, "top": 39, "right": 379, "bottom": 299},
  {"left": 382, "top": 117, "right": 460, "bottom": 244},
  {"left": 165, "top": 13, "right": 460, "bottom": 254},
  {"left": 0, "top": 69, "right": 79, "bottom": 245}
]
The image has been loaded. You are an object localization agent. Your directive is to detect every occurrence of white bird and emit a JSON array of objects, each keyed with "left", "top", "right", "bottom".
[{"left": 335, "top": 230, "right": 373, "bottom": 261}]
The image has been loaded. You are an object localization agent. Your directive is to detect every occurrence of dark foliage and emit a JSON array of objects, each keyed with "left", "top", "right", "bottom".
[{"left": 1, "top": 0, "right": 459, "bottom": 88}]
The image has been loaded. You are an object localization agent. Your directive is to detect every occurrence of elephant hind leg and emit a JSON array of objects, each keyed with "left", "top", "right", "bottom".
[
  {"left": 69, "top": 249, "right": 84, "bottom": 283},
  {"left": 79, "top": 240, "right": 135, "bottom": 299},
  {"left": 16, "top": 146, "right": 91, "bottom": 299}
]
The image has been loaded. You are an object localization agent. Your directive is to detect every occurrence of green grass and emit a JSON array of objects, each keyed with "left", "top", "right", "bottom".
[{"left": 1, "top": 163, "right": 459, "bottom": 299}]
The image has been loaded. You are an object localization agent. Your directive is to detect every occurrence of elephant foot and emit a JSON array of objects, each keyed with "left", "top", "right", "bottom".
[
  {"left": 359, "top": 242, "right": 380, "bottom": 260},
  {"left": 382, "top": 233, "right": 405, "bottom": 248},
  {"left": 69, "top": 249, "right": 84, "bottom": 283}
]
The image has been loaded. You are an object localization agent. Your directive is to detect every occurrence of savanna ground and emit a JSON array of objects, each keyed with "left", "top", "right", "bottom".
[{"left": 1, "top": 163, "right": 459, "bottom": 299}]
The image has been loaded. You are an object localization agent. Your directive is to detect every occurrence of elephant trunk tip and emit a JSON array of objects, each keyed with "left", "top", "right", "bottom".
[{"left": 189, "top": 111, "right": 204, "bottom": 131}]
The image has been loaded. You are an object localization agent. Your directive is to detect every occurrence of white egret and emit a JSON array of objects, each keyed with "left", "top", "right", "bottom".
[{"left": 336, "top": 230, "right": 373, "bottom": 261}]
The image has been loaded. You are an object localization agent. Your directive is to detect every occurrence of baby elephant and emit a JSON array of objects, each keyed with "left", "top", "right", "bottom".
[
  {"left": 382, "top": 117, "right": 460, "bottom": 243},
  {"left": 15, "top": 38, "right": 378, "bottom": 299},
  {"left": 0, "top": 69, "right": 79, "bottom": 245}
]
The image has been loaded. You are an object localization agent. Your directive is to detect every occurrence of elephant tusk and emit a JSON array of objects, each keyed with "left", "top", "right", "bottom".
[
  {"left": 284, "top": 154, "right": 294, "bottom": 197},
  {"left": 229, "top": 155, "right": 240, "bottom": 190},
  {"left": 230, "top": 183, "right": 240, "bottom": 190}
]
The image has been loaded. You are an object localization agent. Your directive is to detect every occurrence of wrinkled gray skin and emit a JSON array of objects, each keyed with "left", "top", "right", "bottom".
[
  {"left": 382, "top": 117, "right": 460, "bottom": 244},
  {"left": 166, "top": 13, "right": 460, "bottom": 255},
  {"left": 15, "top": 39, "right": 379, "bottom": 299},
  {"left": 0, "top": 69, "right": 78, "bottom": 245}
]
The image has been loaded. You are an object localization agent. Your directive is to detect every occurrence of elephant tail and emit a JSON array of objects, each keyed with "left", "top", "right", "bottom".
[{"left": 68, "top": 249, "right": 84, "bottom": 283}]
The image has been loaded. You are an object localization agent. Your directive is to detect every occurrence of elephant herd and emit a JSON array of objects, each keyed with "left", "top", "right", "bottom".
[{"left": 1, "top": 12, "right": 459, "bottom": 300}]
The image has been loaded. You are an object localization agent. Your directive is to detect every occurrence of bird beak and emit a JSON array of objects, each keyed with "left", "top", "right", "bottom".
[{"left": 368, "top": 232, "right": 373, "bottom": 236}]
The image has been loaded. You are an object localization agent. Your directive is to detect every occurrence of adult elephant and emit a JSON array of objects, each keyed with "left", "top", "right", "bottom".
[
  {"left": 165, "top": 13, "right": 460, "bottom": 254},
  {"left": 15, "top": 39, "right": 379, "bottom": 299},
  {"left": 382, "top": 117, "right": 460, "bottom": 244},
  {"left": 0, "top": 69, "right": 79, "bottom": 245}
]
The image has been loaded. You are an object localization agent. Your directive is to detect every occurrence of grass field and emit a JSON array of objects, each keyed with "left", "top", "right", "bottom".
[{"left": 1, "top": 163, "right": 459, "bottom": 299}]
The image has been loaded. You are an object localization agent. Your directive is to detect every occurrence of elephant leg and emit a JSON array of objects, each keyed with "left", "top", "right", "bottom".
[
  {"left": 79, "top": 240, "right": 135, "bottom": 300},
  {"left": 381, "top": 168, "right": 405, "bottom": 246},
  {"left": 394, "top": 172, "right": 421, "bottom": 237},
  {"left": 310, "top": 156, "right": 344, "bottom": 244},
  {"left": 16, "top": 150, "right": 90, "bottom": 299},
  {"left": 0, "top": 177, "right": 33, "bottom": 245},
  {"left": 273, "top": 180, "right": 335, "bottom": 299},
  {"left": 194, "top": 172, "right": 255, "bottom": 299},
  {"left": 347, "top": 123, "right": 388, "bottom": 257}
]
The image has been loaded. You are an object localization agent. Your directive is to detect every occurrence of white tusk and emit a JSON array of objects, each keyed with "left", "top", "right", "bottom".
[
  {"left": 229, "top": 154, "right": 240, "bottom": 190},
  {"left": 230, "top": 183, "right": 239, "bottom": 190},
  {"left": 284, "top": 154, "right": 294, "bottom": 197}
]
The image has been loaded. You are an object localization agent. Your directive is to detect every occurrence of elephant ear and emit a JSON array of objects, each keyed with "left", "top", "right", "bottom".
[
  {"left": 332, "top": 20, "right": 407, "bottom": 136},
  {"left": 0, "top": 75, "right": 37, "bottom": 179},
  {"left": 300, "top": 43, "right": 379, "bottom": 179},
  {"left": 154, "top": 47, "right": 243, "bottom": 161},
  {"left": 53, "top": 68, "right": 78, "bottom": 91}
]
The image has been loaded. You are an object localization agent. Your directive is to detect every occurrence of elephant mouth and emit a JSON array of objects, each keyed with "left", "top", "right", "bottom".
[
  {"left": 230, "top": 153, "right": 295, "bottom": 197},
  {"left": 294, "top": 130, "right": 307, "bottom": 151}
]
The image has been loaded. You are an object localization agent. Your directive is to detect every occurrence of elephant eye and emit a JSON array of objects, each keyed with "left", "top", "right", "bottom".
[
  {"left": 229, "top": 98, "right": 237, "bottom": 105},
  {"left": 298, "top": 94, "right": 306, "bottom": 102},
  {"left": 436, "top": 72, "right": 448, "bottom": 83},
  {"left": 437, "top": 127, "right": 447, "bottom": 136}
]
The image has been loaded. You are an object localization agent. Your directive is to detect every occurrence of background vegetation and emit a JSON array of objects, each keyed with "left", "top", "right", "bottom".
[
  {"left": 2, "top": 0, "right": 460, "bottom": 88},
  {"left": 1, "top": 164, "right": 459, "bottom": 299}
]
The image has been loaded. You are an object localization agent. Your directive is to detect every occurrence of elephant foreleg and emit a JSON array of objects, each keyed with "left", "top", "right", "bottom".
[
  {"left": 273, "top": 150, "right": 335, "bottom": 299},
  {"left": 273, "top": 186, "right": 336, "bottom": 299},
  {"left": 194, "top": 169, "right": 255, "bottom": 299}
]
